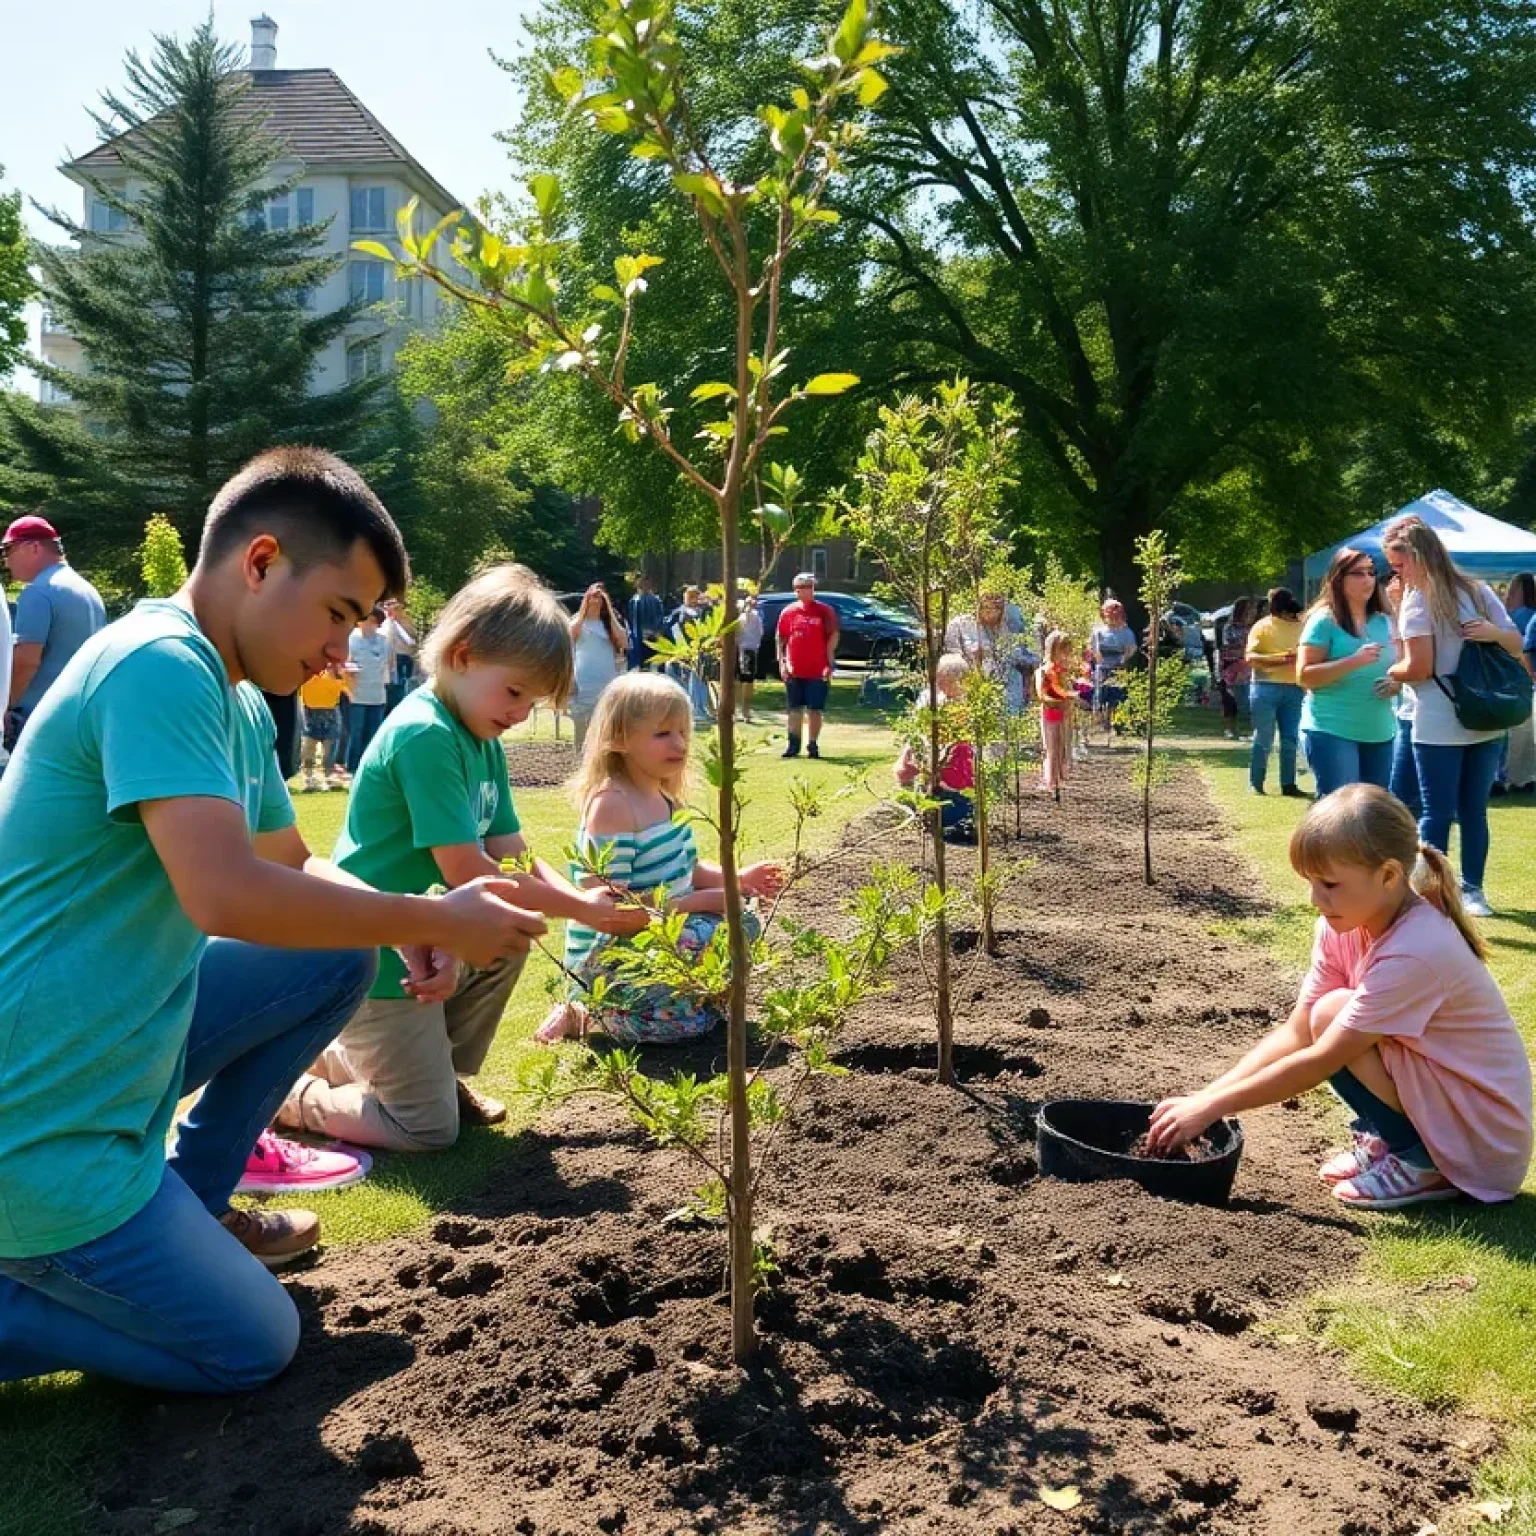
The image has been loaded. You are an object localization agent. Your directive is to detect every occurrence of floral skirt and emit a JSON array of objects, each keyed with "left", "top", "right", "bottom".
[{"left": 571, "top": 910, "right": 761, "bottom": 1044}]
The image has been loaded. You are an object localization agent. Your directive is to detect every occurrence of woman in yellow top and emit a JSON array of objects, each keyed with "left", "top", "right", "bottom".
[
  {"left": 298, "top": 664, "right": 350, "bottom": 792},
  {"left": 1245, "top": 587, "right": 1307, "bottom": 797}
]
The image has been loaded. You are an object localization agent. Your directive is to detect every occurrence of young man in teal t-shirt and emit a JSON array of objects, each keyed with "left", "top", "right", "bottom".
[{"left": 0, "top": 449, "right": 546, "bottom": 1395}]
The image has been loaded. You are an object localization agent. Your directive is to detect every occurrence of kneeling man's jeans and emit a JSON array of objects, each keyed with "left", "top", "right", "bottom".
[{"left": 0, "top": 941, "right": 374, "bottom": 1393}]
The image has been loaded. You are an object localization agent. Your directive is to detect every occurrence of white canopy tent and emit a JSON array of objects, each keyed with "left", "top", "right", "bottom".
[{"left": 1304, "top": 489, "right": 1536, "bottom": 591}]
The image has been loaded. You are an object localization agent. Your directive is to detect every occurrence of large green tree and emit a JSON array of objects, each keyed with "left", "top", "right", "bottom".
[
  {"left": 0, "top": 21, "right": 384, "bottom": 569},
  {"left": 0, "top": 167, "right": 30, "bottom": 380},
  {"left": 506, "top": 0, "right": 1536, "bottom": 593}
]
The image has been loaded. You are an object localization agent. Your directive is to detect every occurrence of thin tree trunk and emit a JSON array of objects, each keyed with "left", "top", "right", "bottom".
[
  {"left": 1143, "top": 608, "right": 1157, "bottom": 886},
  {"left": 976, "top": 733, "right": 995, "bottom": 955},
  {"left": 927, "top": 637, "right": 955, "bottom": 1085}
]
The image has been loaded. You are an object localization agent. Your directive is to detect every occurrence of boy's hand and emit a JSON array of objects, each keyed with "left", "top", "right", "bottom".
[
  {"left": 435, "top": 879, "right": 546, "bottom": 968},
  {"left": 399, "top": 945, "right": 460, "bottom": 1003},
  {"left": 584, "top": 888, "right": 651, "bottom": 935},
  {"left": 1146, "top": 1094, "right": 1219, "bottom": 1153},
  {"left": 740, "top": 861, "right": 787, "bottom": 899}
]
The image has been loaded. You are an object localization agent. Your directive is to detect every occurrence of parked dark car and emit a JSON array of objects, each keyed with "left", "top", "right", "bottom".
[{"left": 753, "top": 590, "right": 922, "bottom": 678}]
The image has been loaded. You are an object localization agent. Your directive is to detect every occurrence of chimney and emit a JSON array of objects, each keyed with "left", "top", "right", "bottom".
[{"left": 250, "top": 15, "right": 278, "bottom": 71}]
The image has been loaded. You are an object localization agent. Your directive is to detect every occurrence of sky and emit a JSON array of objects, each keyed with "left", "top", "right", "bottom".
[{"left": 1, "top": 0, "right": 541, "bottom": 388}]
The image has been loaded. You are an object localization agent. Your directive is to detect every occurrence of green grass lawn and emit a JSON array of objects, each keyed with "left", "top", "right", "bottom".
[
  {"left": 1176, "top": 705, "right": 1536, "bottom": 1524},
  {"left": 0, "top": 678, "right": 896, "bottom": 1536}
]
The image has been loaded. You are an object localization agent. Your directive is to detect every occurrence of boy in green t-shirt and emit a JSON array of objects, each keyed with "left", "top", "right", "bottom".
[
  {"left": 0, "top": 449, "right": 547, "bottom": 1395},
  {"left": 279, "top": 564, "right": 645, "bottom": 1152}
]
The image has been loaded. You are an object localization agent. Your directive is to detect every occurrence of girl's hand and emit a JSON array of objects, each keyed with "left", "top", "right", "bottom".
[
  {"left": 1462, "top": 617, "right": 1505, "bottom": 643},
  {"left": 585, "top": 888, "right": 651, "bottom": 936},
  {"left": 1146, "top": 1094, "right": 1221, "bottom": 1153},
  {"left": 740, "top": 861, "right": 787, "bottom": 898},
  {"left": 1372, "top": 676, "right": 1401, "bottom": 699},
  {"left": 1353, "top": 642, "right": 1383, "bottom": 668}
]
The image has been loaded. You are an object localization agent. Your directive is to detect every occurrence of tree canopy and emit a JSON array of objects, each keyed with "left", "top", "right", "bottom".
[{"left": 0, "top": 167, "right": 30, "bottom": 381}]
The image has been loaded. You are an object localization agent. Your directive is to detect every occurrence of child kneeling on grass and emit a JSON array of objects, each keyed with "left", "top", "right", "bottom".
[
  {"left": 536, "top": 673, "right": 784, "bottom": 1045},
  {"left": 893, "top": 653, "right": 975, "bottom": 841},
  {"left": 1148, "top": 783, "right": 1532, "bottom": 1209},
  {"left": 278, "top": 565, "right": 644, "bottom": 1152}
]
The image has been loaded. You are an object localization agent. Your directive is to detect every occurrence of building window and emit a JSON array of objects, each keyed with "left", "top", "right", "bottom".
[
  {"left": 811, "top": 546, "right": 829, "bottom": 582},
  {"left": 91, "top": 200, "right": 129, "bottom": 233},
  {"left": 246, "top": 206, "right": 266, "bottom": 231},
  {"left": 348, "top": 261, "right": 386, "bottom": 305},
  {"left": 296, "top": 187, "right": 314, "bottom": 225},
  {"left": 347, "top": 338, "right": 384, "bottom": 382},
  {"left": 268, "top": 198, "right": 290, "bottom": 231},
  {"left": 350, "top": 187, "right": 387, "bottom": 230}
]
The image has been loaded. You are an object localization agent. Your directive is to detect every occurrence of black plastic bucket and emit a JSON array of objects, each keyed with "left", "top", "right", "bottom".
[{"left": 1036, "top": 1098, "right": 1243, "bottom": 1206}]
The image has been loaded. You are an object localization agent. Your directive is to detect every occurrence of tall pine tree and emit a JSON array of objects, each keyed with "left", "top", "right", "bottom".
[
  {"left": 0, "top": 166, "right": 31, "bottom": 381},
  {"left": 0, "top": 21, "right": 384, "bottom": 569}
]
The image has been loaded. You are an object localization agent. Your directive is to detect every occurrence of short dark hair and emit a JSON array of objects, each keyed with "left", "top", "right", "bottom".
[
  {"left": 199, "top": 448, "right": 409, "bottom": 600},
  {"left": 1267, "top": 586, "right": 1302, "bottom": 619}
]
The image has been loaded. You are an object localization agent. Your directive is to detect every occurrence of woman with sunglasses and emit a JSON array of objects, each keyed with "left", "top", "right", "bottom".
[{"left": 1297, "top": 548, "right": 1399, "bottom": 796}]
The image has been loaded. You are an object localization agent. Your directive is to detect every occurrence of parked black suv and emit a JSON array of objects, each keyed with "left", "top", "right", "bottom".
[{"left": 753, "top": 590, "right": 922, "bottom": 677}]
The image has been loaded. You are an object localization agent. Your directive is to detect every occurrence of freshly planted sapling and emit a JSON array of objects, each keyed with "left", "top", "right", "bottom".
[
  {"left": 367, "top": 0, "right": 893, "bottom": 1363},
  {"left": 1115, "top": 530, "right": 1189, "bottom": 885}
]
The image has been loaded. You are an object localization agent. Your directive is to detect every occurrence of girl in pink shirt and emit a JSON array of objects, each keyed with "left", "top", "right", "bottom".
[{"left": 1149, "top": 783, "right": 1532, "bottom": 1209}]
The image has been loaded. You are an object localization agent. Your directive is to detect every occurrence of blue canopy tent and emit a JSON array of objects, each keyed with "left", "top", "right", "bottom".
[{"left": 1304, "top": 489, "right": 1536, "bottom": 592}]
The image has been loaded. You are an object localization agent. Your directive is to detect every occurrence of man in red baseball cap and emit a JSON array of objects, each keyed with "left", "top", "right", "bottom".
[{"left": 2, "top": 512, "right": 106, "bottom": 749}]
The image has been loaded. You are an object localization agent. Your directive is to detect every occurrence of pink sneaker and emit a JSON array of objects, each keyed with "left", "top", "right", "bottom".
[
  {"left": 1319, "top": 1130, "right": 1390, "bottom": 1185},
  {"left": 236, "top": 1131, "right": 370, "bottom": 1195},
  {"left": 1332, "top": 1153, "right": 1458, "bottom": 1210}
]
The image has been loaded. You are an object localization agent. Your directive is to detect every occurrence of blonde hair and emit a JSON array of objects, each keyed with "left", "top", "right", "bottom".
[
  {"left": 569, "top": 672, "right": 694, "bottom": 808},
  {"left": 1382, "top": 515, "right": 1487, "bottom": 635},
  {"left": 1044, "top": 628, "right": 1072, "bottom": 663},
  {"left": 421, "top": 564, "right": 574, "bottom": 709},
  {"left": 1289, "top": 783, "right": 1486, "bottom": 958}
]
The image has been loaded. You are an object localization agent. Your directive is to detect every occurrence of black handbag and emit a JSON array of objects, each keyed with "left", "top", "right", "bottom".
[{"left": 1432, "top": 622, "right": 1534, "bottom": 733}]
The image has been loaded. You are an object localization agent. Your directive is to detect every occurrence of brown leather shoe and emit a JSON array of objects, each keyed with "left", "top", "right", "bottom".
[
  {"left": 220, "top": 1206, "right": 321, "bottom": 1269},
  {"left": 456, "top": 1077, "right": 507, "bottom": 1127}
]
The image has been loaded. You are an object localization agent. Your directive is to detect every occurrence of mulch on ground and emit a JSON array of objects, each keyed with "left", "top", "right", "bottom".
[{"left": 94, "top": 755, "right": 1484, "bottom": 1536}]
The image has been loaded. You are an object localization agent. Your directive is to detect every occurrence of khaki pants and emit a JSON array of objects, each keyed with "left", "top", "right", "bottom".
[{"left": 281, "top": 952, "right": 524, "bottom": 1152}]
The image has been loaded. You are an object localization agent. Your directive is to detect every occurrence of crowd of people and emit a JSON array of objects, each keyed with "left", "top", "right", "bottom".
[{"left": 0, "top": 455, "right": 1529, "bottom": 1403}]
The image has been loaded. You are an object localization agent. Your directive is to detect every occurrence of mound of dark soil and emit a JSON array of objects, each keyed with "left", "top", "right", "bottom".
[{"left": 92, "top": 756, "right": 1480, "bottom": 1536}]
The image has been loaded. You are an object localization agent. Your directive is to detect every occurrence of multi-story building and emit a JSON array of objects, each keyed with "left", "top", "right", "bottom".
[{"left": 40, "top": 16, "right": 464, "bottom": 398}]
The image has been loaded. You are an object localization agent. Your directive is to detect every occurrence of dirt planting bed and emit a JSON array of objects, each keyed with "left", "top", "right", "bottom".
[{"left": 96, "top": 755, "right": 1486, "bottom": 1535}]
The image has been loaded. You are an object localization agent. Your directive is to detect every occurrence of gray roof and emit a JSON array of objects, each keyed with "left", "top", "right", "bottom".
[{"left": 68, "top": 69, "right": 463, "bottom": 212}]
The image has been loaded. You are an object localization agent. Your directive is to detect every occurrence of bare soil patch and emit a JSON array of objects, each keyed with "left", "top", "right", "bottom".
[{"left": 94, "top": 756, "right": 1483, "bottom": 1536}]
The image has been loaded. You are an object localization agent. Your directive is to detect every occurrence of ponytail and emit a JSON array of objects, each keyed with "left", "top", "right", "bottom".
[{"left": 1410, "top": 842, "right": 1488, "bottom": 960}]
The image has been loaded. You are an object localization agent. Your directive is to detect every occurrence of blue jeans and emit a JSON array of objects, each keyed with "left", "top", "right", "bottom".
[
  {"left": 1302, "top": 730, "right": 1393, "bottom": 798},
  {"left": 1413, "top": 736, "right": 1503, "bottom": 890},
  {"left": 345, "top": 701, "right": 387, "bottom": 772},
  {"left": 1249, "top": 681, "right": 1302, "bottom": 791},
  {"left": 1389, "top": 716, "right": 1421, "bottom": 819},
  {"left": 0, "top": 941, "right": 375, "bottom": 1392}
]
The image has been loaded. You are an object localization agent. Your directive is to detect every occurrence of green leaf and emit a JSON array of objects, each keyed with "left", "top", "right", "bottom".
[
  {"left": 854, "top": 39, "right": 902, "bottom": 66},
  {"left": 593, "top": 105, "right": 632, "bottom": 134},
  {"left": 352, "top": 240, "right": 395, "bottom": 263},
  {"left": 832, "top": 0, "right": 868, "bottom": 66},
  {"left": 698, "top": 418, "right": 735, "bottom": 439},
  {"left": 478, "top": 232, "right": 503, "bottom": 272},
  {"left": 857, "top": 67, "right": 889, "bottom": 106},
  {"left": 529, "top": 173, "right": 561, "bottom": 222},
  {"left": 1038, "top": 1485, "right": 1083, "bottom": 1512},
  {"left": 395, "top": 195, "right": 421, "bottom": 255},
  {"left": 549, "top": 66, "right": 585, "bottom": 103},
  {"left": 417, "top": 209, "right": 462, "bottom": 265},
  {"left": 803, "top": 372, "right": 860, "bottom": 396},
  {"left": 690, "top": 381, "right": 737, "bottom": 402},
  {"left": 673, "top": 171, "right": 728, "bottom": 216}
]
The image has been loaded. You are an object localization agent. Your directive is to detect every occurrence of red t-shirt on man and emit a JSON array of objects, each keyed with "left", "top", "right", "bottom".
[{"left": 777, "top": 599, "right": 840, "bottom": 679}]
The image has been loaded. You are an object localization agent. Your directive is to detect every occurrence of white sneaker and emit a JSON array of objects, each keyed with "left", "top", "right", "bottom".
[{"left": 1461, "top": 886, "right": 1493, "bottom": 918}]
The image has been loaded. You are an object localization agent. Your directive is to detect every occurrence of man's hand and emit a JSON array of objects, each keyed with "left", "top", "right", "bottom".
[
  {"left": 434, "top": 879, "right": 547, "bottom": 968},
  {"left": 821, "top": 666, "right": 833, "bottom": 682},
  {"left": 1146, "top": 1093, "right": 1221, "bottom": 1153},
  {"left": 399, "top": 945, "right": 460, "bottom": 1003}
]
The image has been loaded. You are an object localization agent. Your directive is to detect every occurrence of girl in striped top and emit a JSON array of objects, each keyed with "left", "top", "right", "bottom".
[{"left": 536, "top": 674, "right": 784, "bottom": 1045}]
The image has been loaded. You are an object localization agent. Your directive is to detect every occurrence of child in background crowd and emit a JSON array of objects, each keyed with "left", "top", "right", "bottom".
[
  {"left": 299, "top": 662, "right": 349, "bottom": 792},
  {"left": 1037, "top": 630, "right": 1073, "bottom": 798},
  {"left": 536, "top": 673, "right": 784, "bottom": 1045},
  {"left": 894, "top": 654, "right": 976, "bottom": 840},
  {"left": 344, "top": 608, "right": 392, "bottom": 773},
  {"left": 277, "top": 566, "right": 643, "bottom": 1152},
  {"left": 1148, "top": 784, "right": 1532, "bottom": 1210}
]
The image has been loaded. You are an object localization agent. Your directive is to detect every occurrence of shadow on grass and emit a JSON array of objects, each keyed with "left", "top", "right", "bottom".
[{"left": 1390, "top": 1189, "right": 1536, "bottom": 1266}]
